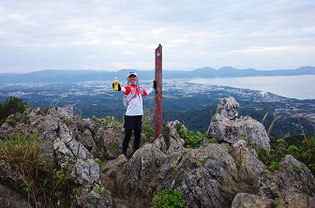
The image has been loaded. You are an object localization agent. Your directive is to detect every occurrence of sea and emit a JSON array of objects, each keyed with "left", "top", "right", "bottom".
[{"left": 188, "top": 75, "right": 315, "bottom": 100}]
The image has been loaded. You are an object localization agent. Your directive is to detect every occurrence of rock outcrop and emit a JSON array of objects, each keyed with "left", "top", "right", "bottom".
[
  {"left": 165, "top": 120, "right": 186, "bottom": 153},
  {"left": 0, "top": 107, "right": 115, "bottom": 207},
  {"left": 229, "top": 140, "right": 266, "bottom": 183},
  {"left": 101, "top": 120, "right": 270, "bottom": 208},
  {"left": 1, "top": 97, "right": 314, "bottom": 208},
  {"left": 255, "top": 155, "right": 315, "bottom": 199},
  {"left": 0, "top": 162, "right": 30, "bottom": 208},
  {"left": 231, "top": 193, "right": 275, "bottom": 208},
  {"left": 207, "top": 97, "right": 270, "bottom": 149}
]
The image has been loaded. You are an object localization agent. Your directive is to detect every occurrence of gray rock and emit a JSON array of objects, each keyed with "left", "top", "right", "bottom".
[
  {"left": 231, "top": 193, "right": 275, "bottom": 208},
  {"left": 23, "top": 107, "right": 40, "bottom": 118},
  {"left": 230, "top": 140, "right": 266, "bottom": 183},
  {"left": 0, "top": 107, "right": 115, "bottom": 207},
  {"left": 154, "top": 144, "right": 238, "bottom": 208},
  {"left": 215, "top": 96, "right": 239, "bottom": 120},
  {"left": 3, "top": 104, "right": 315, "bottom": 208},
  {"left": 0, "top": 184, "right": 32, "bottom": 208},
  {"left": 0, "top": 162, "right": 24, "bottom": 192},
  {"left": 207, "top": 97, "right": 270, "bottom": 149},
  {"left": 0, "top": 163, "right": 31, "bottom": 207},
  {"left": 77, "top": 129, "right": 95, "bottom": 151},
  {"left": 101, "top": 120, "right": 125, "bottom": 158},
  {"left": 128, "top": 136, "right": 167, "bottom": 190},
  {"left": 71, "top": 159, "right": 100, "bottom": 186},
  {"left": 283, "top": 193, "right": 315, "bottom": 208},
  {"left": 77, "top": 187, "right": 113, "bottom": 208},
  {"left": 49, "top": 106, "right": 74, "bottom": 121},
  {"left": 232, "top": 193, "right": 315, "bottom": 208},
  {"left": 256, "top": 155, "right": 315, "bottom": 199},
  {"left": 165, "top": 120, "right": 185, "bottom": 153},
  {"left": 53, "top": 136, "right": 93, "bottom": 168},
  {"left": 101, "top": 155, "right": 130, "bottom": 199}
]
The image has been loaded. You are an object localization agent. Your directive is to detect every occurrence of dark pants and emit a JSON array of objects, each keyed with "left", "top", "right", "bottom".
[{"left": 123, "top": 115, "right": 142, "bottom": 155}]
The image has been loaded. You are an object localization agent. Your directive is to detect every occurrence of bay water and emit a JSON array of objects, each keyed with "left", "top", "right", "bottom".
[{"left": 188, "top": 75, "right": 315, "bottom": 99}]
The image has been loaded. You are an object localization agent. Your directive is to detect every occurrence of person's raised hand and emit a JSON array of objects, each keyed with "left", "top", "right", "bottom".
[{"left": 112, "top": 83, "right": 121, "bottom": 91}]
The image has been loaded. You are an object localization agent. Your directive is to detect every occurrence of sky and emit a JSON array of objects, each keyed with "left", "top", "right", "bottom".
[{"left": 0, "top": 0, "right": 315, "bottom": 73}]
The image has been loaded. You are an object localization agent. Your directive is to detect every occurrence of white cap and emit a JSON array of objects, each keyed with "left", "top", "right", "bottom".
[{"left": 127, "top": 72, "right": 138, "bottom": 78}]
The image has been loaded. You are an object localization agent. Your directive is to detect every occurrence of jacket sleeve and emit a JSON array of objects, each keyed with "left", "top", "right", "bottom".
[
  {"left": 122, "top": 86, "right": 131, "bottom": 95},
  {"left": 142, "top": 87, "right": 154, "bottom": 96}
]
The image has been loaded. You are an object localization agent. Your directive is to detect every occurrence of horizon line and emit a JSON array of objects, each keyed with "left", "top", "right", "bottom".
[{"left": 1, "top": 65, "right": 314, "bottom": 74}]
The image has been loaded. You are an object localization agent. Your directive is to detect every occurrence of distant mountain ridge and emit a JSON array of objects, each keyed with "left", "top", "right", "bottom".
[{"left": 0, "top": 66, "right": 314, "bottom": 83}]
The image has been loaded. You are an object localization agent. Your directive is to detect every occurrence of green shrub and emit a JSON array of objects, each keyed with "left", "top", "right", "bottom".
[
  {"left": 209, "top": 138, "right": 218, "bottom": 144},
  {"left": 274, "top": 198, "right": 283, "bottom": 207},
  {"left": 0, "top": 131, "right": 41, "bottom": 173},
  {"left": 0, "top": 96, "right": 27, "bottom": 126},
  {"left": 103, "top": 151, "right": 111, "bottom": 160},
  {"left": 291, "top": 164, "right": 304, "bottom": 174},
  {"left": 94, "top": 158, "right": 103, "bottom": 172},
  {"left": 178, "top": 128, "right": 205, "bottom": 149},
  {"left": 287, "top": 145, "right": 299, "bottom": 155},
  {"left": 235, "top": 159, "right": 243, "bottom": 169},
  {"left": 104, "top": 116, "right": 123, "bottom": 127},
  {"left": 142, "top": 117, "right": 154, "bottom": 141},
  {"left": 96, "top": 186, "right": 106, "bottom": 195},
  {"left": 251, "top": 136, "right": 315, "bottom": 176},
  {"left": 267, "top": 161, "right": 280, "bottom": 172},
  {"left": 40, "top": 105, "right": 51, "bottom": 115},
  {"left": 199, "top": 157, "right": 208, "bottom": 164},
  {"left": 171, "top": 164, "right": 179, "bottom": 169},
  {"left": 152, "top": 189, "right": 187, "bottom": 208},
  {"left": 292, "top": 137, "right": 315, "bottom": 176}
]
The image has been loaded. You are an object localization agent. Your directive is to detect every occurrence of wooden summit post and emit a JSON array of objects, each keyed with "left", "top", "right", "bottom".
[{"left": 154, "top": 44, "right": 162, "bottom": 139}]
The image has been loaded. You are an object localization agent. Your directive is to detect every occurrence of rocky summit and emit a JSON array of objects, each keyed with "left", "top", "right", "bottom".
[{"left": 0, "top": 97, "right": 314, "bottom": 208}]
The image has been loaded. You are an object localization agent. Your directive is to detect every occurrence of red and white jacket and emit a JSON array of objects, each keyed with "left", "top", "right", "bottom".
[{"left": 121, "top": 85, "right": 154, "bottom": 116}]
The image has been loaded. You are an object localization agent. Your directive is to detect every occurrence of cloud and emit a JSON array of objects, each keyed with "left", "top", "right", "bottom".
[{"left": 0, "top": 0, "right": 315, "bottom": 72}]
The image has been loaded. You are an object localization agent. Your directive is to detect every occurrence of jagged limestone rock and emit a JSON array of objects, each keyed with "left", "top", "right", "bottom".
[
  {"left": 47, "top": 106, "right": 74, "bottom": 121},
  {"left": 232, "top": 192, "right": 315, "bottom": 208},
  {"left": 100, "top": 120, "right": 125, "bottom": 158},
  {"left": 101, "top": 155, "right": 129, "bottom": 198},
  {"left": 77, "top": 187, "right": 113, "bottom": 208},
  {"left": 165, "top": 120, "right": 185, "bottom": 153},
  {"left": 215, "top": 96, "right": 239, "bottom": 120},
  {"left": 0, "top": 162, "right": 24, "bottom": 191},
  {"left": 0, "top": 106, "right": 114, "bottom": 207},
  {"left": 0, "top": 163, "right": 31, "bottom": 207},
  {"left": 230, "top": 140, "right": 266, "bottom": 183},
  {"left": 53, "top": 136, "right": 93, "bottom": 168},
  {"left": 282, "top": 193, "right": 315, "bottom": 208},
  {"left": 128, "top": 136, "right": 167, "bottom": 190},
  {"left": 71, "top": 159, "right": 100, "bottom": 186},
  {"left": 2, "top": 105, "right": 315, "bottom": 208},
  {"left": 153, "top": 144, "right": 238, "bottom": 208},
  {"left": 231, "top": 193, "right": 274, "bottom": 208},
  {"left": 256, "top": 155, "right": 315, "bottom": 199},
  {"left": 0, "top": 184, "right": 32, "bottom": 208},
  {"left": 207, "top": 97, "right": 270, "bottom": 149}
]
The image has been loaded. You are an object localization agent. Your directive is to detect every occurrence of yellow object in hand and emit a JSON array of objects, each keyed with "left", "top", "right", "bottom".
[{"left": 114, "top": 77, "right": 119, "bottom": 91}]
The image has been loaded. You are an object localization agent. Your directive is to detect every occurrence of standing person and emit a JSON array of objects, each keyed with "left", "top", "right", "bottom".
[{"left": 113, "top": 72, "right": 156, "bottom": 158}]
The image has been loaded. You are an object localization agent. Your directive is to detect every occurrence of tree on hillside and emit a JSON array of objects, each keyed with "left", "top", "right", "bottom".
[{"left": 0, "top": 96, "right": 28, "bottom": 126}]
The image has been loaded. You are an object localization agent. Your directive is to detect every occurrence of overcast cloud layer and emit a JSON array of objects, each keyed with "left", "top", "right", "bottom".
[{"left": 0, "top": 0, "right": 315, "bottom": 73}]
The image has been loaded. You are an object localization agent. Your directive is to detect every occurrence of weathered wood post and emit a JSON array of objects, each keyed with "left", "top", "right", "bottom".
[{"left": 154, "top": 44, "right": 162, "bottom": 139}]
